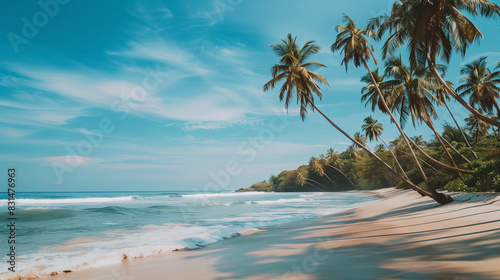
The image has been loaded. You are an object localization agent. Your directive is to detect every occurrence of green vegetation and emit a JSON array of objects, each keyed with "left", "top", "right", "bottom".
[
  {"left": 242, "top": 126, "right": 500, "bottom": 193},
  {"left": 254, "top": 0, "right": 500, "bottom": 204}
]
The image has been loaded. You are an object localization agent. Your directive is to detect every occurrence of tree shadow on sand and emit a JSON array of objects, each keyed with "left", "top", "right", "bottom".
[{"left": 183, "top": 198, "right": 500, "bottom": 280}]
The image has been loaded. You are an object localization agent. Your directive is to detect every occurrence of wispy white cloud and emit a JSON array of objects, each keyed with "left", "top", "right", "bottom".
[
  {"left": 182, "top": 119, "right": 259, "bottom": 131},
  {"left": 0, "top": 74, "right": 24, "bottom": 87},
  {"left": 108, "top": 40, "right": 211, "bottom": 76},
  {"left": 0, "top": 99, "right": 86, "bottom": 127},
  {"left": 188, "top": 1, "right": 245, "bottom": 27},
  {"left": 0, "top": 127, "right": 36, "bottom": 138},
  {"left": 45, "top": 156, "right": 101, "bottom": 167},
  {"left": 6, "top": 65, "right": 248, "bottom": 125}
]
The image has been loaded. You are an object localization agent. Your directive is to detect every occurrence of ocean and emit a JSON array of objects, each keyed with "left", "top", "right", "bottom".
[{"left": 0, "top": 191, "right": 377, "bottom": 279}]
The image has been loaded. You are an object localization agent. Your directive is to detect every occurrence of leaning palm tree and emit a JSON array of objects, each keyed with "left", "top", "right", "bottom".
[
  {"left": 457, "top": 57, "right": 500, "bottom": 116},
  {"left": 466, "top": 111, "right": 492, "bottom": 143},
  {"left": 371, "top": 0, "right": 500, "bottom": 128},
  {"left": 362, "top": 116, "right": 408, "bottom": 179},
  {"left": 382, "top": 56, "right": 461, "bottom": 173},
  {"left": 433, "top": 71, "right": 478, "bottom": 159},
  {"left": 323, "top": 149, "right": 356, "bottom": 188},
  {"left": 361, "top": 69, "right": 390, "bottom": 113},
  {"left": 331, "top": 14, "right": 436, "bottom": 193},
  {"left": 264, "top": 33, "right": 451, "bottom": 203},
  {"left": 296, "top": 169, "right": 327, "bottom": 191},
  {"left": 263, "top": 34, "right": 329, "bottom": 120},
  {"left": 309, "top": 157, "right": 336, "bottom": 186}
]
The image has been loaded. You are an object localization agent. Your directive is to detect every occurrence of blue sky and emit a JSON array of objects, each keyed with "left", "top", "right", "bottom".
[{"left": 1, "top": 0, "right": 499, "bottom": 192}]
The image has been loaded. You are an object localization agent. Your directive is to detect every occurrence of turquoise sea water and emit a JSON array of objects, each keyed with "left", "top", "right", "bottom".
[{"left": 0, "top": 191, "right": 377, "bottom": 278}]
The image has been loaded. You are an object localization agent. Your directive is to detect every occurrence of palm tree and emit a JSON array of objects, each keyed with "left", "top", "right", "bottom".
[
  {"left": 362, "top": 116, "right": 409, "bottom": 180},
  {"left": 331, "top": 14, "right": 437, "bottom": 195},
  {"left": 466, "top": 111, "right": 491, "bottom": 143},
  {"left": 265, "top": 33, "right": 452, "bottom": 204},
  {"left": 361, "top": 69, "right": 390, "bottom": 113},
  {"left": 309, "top": 157, "right": 336, "bottom": 186},
  {"left": 323, "top": 149, "right": 356, "bottom": 188},
  {"left": 264, "top": 34, "right": 453, "bottom": 204},
  {"left": 390, "top": 135, "right": 406, "bottom": 151},
  {"left": 345, "top": 145, "right": 359, "bottom": 160},
  {"left": 353, "top": 132, "right": 368, "bottom": 149},
  {"left": 457, "top": 57, "right": 500, "bottom": 116},
  {"left": 411, "top": 135, "right": 427, "bottom": 147},
  {"left": 442, "top": 123, "right": 465, "bottom": 144},
  {"left": 382, "top": 56, "right": 461, "bottom": 173},
  {"left": 375, "top": 144, "right": 386, "bottom": 152},
  {"left": 296, "top": 169, "right": 327, "bottom": 191},
  {"left": 372, "top": 0, "right": 500, "bottom": 128},
  {"left": 263, "top": 34, "right": 329, "bottom": 120},
  {"left": 319, "top": 154, "right": 356, "bottom": 188},
  {"left": 433, "top": 72, "right": 478, "bottom": 159},
  {"left": 361, "top": 116, "right": 383, "bottom": 142}
]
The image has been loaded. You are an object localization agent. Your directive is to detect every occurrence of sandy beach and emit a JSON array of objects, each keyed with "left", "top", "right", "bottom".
[{"left": 40, "top": 188, "right": 500, "bottom": 280}]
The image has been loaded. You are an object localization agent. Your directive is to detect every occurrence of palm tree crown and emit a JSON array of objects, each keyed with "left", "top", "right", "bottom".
[
  {"left": 353, "top": 132, "right": 368, "bottom": 149},
  {"left": 466, "top": 111, "right": 492, "bottom": 142},
  {"left": 361, "top": 69, "right": 390, "bottom": 114},
  {"left": 456, "top": 57, "right": 500, "bottom": 116},
  {"left": 362, "top": 116, "right": 383, "bottom": 142},
  {"left": 264, "top": 34, "right": 329, "bottom": 120},
  {"left": 331, "top": 14, "right": 377, "bottom": 71},
  {"left": 382, "top": 56, "right": 440, "bottom": 128},
  {"left": 372, "top": 0, "right": 500, "bottom": 69}
]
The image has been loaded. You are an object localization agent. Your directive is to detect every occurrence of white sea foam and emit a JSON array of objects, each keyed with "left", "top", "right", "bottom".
[
  {"left": 181, "top": 192, "right": 272, "bottom": 198},
  {"left": 5, "top": 196, "right": 139, "bottom": 205},
  {"left": 256, "top": 198, "right": 309, "bottom": 204},
  {"left": 0, "top": 191, "right": 378, "bottom": 279}
]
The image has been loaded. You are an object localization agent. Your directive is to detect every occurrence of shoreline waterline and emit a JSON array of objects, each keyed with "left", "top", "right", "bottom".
[
  {"left": 2, "top": 190, "right": 379, "bottom": 279},
  {"left": 42, "top": 188, "right": 500, "bottom": 280}
]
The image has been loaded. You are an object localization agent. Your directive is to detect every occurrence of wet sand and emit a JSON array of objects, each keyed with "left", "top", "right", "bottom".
[{"left": 46, "top": 188, "right": 500, "bottom": 280}]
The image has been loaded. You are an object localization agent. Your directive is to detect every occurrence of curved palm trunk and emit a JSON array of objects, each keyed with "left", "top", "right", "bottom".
[
  {"left": 443, "top": 101, "right": 478, "bottom": 159},
  {"left": 305, "top": 178, "right": 327, "bottom": 191},
  {"left": 395, "top": 148, "right": 443, "bottom": 174},
  {"left": 406, "top": 137, "right": 474, "bottom": 174},
  {"left": 326, "top": 164, "right": 357, "bottom": 189},
  {"left": 441, "top": 137, "right": 471, "bottom": 164},
  {"left": 425, "top": 120, "right": 462, "bottom": 177},
  {"left": 429, "top": 59, "right": 500, "bottom": 128},
  {"left": 363, "top": 61, "right": 432, "bottom": 191},
  {"left": 305, "top": 95, "right": 453, "bottom": 204},
  {"left": 379, "top": 138, "right": 410, "bottom": 181},
  {"left": 321, "top": 172, "right": 337, "bottom": 188},
  {"left": 304, "top": 182, "right": 326, "bottom": 191}
]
